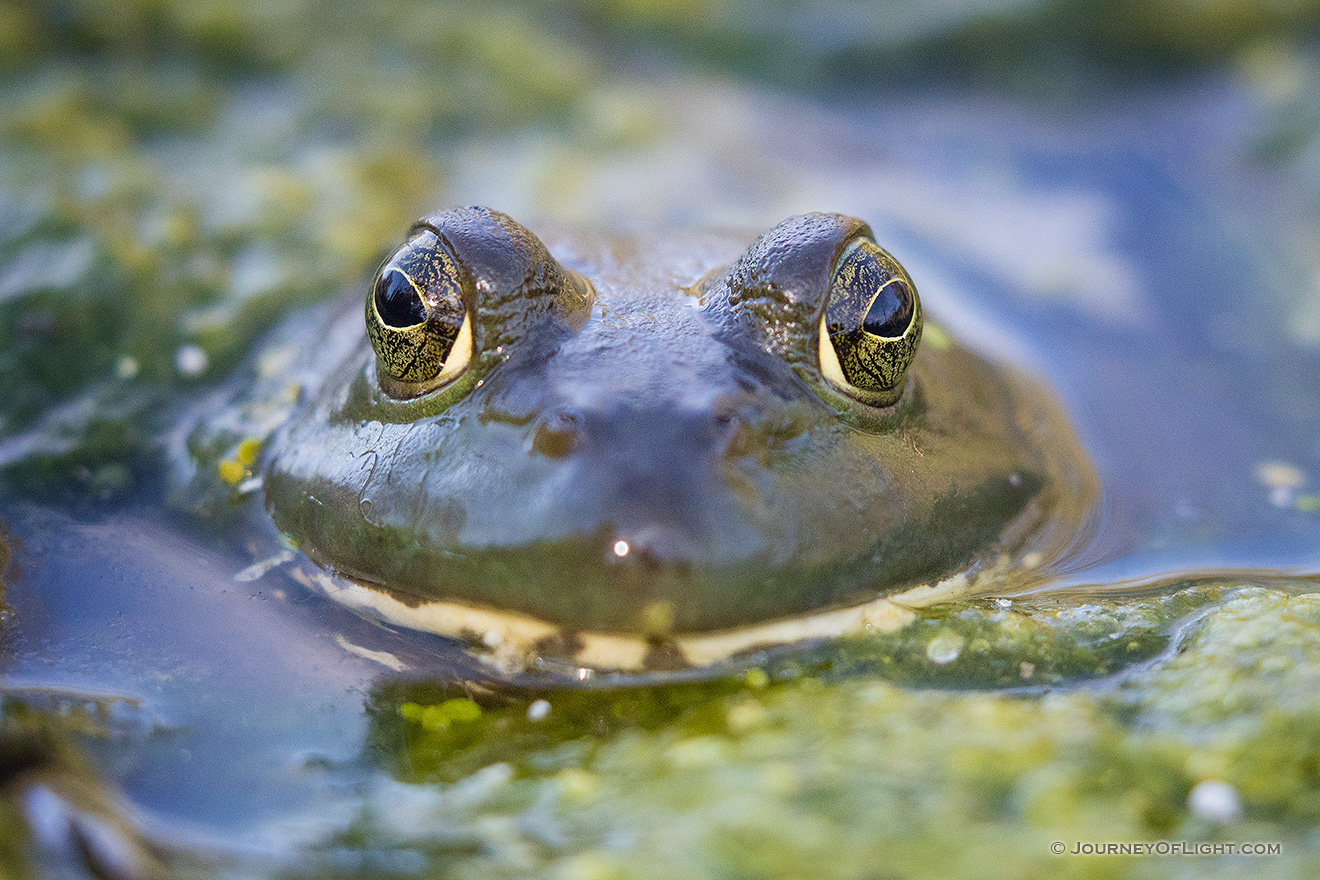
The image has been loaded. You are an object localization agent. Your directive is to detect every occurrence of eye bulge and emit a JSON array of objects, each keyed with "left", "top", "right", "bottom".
[
  {"left": 365, "top": 230, "right": 473, "bottom": 396},
  {"left": 694, "top": 212, "right": 922, "bottom": 411},
  {"left": 818, "top": 237, "right": 923, "bottom": 406},
  {"left": 363, "top": 210, "right": 919, "bottom": 409}
]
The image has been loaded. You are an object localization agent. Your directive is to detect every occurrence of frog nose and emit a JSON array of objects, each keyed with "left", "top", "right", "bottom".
[
  {"left": 529, "top": 404, "right": 762, "bottom": 562},
  {"left": 530, "top": 403, "right": 745, "bottom": 463}
]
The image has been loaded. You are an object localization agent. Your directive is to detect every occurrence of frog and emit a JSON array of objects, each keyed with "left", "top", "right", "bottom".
[{"left": 214, "top": 206, "right": 1098, "bottom": 675}]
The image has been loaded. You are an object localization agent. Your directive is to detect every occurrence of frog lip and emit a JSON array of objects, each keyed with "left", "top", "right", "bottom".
[{"left": 293, "top": 559, "right": 1016, "bottom": 677}]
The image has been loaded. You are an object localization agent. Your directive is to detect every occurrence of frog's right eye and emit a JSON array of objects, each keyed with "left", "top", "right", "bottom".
[{"left": 366, "top": 230, "right": 474, "bottom": 398}]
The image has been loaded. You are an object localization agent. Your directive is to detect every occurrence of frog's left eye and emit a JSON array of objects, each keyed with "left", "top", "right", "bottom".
[
  {"left": 818, "top": 238, "right": 922, "bottom": 407},
  {"left": 366, "top": 230, "right": 474, "bottom": 398}
]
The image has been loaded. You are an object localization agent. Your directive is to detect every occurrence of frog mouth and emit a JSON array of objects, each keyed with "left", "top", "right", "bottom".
[{"left": 289, "top": 556, "right": 1038, "bottom": 675}]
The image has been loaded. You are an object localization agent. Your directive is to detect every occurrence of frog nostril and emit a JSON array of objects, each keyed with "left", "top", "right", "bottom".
[
  {"left": 711, "top": 408, "right": 755, "bottom": 457},
  {"left": 531, "top": 415, "right": 581, "bottom": 458},
  {"left": 723, "top": 420, "right": 758, "bottom": 458}
]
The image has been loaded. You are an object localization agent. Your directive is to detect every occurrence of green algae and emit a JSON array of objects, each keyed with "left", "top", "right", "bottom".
[
  {"left": 363, "top": 589, "right": 1215, "bottom": 787},
  {"left": 292, "top": 585, "right": 1320, "bottom": 879},
  {"left": 1122, "top": 591, "right": 1320, "bottom": 822},
  {"left": 359, "top": 588, "right": 1214, "bottom": 786}
]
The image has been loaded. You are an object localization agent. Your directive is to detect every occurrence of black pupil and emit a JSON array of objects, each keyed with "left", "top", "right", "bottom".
[
  {"left": 374, "top": 270, "right": 427, "bottom": 328},
  {"left": 862, "top": 279, "right": 913, "bottom": 338}
]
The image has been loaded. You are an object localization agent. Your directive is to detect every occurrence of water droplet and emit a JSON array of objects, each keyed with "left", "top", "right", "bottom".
[
  {"left": 115, "top": 356, "right": 139, "bottom": 379},
  {"left": 926, "top": 630, "right": 964, "bottom": 665},
  {"left": 1188, "top": 780, "right": 1241, "bottom": 824},
  {"left": 175, "top": 344, "right": 209, "bottom": 376}
]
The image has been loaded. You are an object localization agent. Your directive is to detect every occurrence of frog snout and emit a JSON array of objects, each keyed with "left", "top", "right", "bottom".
[{"left": 526, "top": 404, "right": 766, "bottom": 564}]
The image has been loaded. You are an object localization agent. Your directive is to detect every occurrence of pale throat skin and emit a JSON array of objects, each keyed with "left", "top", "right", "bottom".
[{"left": 261, "top": 207, "right": 1096, "bottom": 672}]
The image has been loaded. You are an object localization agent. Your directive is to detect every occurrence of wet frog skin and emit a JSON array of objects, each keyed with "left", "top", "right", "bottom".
[{"left": 259, "top": 207, "right": 1096, "bottom": 672}]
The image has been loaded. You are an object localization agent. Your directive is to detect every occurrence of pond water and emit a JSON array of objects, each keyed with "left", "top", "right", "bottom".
[{"left": 3, "top": 2, "right": 1320, "bottom": 878}]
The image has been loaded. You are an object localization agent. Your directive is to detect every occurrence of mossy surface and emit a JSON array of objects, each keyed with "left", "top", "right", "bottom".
[{"left": 281, "top": 586, "right": 1320, "bottom": 879}]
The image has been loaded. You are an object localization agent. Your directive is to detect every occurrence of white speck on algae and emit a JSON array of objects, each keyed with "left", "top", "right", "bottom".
[
  {"left": 1188, "top": 779, "right": 1242, "bottom": 823},
  {"left": 926, "top": 629, "right": 965, "bottom": 664}
]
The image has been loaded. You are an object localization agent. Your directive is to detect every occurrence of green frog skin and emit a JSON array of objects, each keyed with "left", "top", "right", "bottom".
[{"left": 259, "top": 207, "right": 1096, "bottom": 672}]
